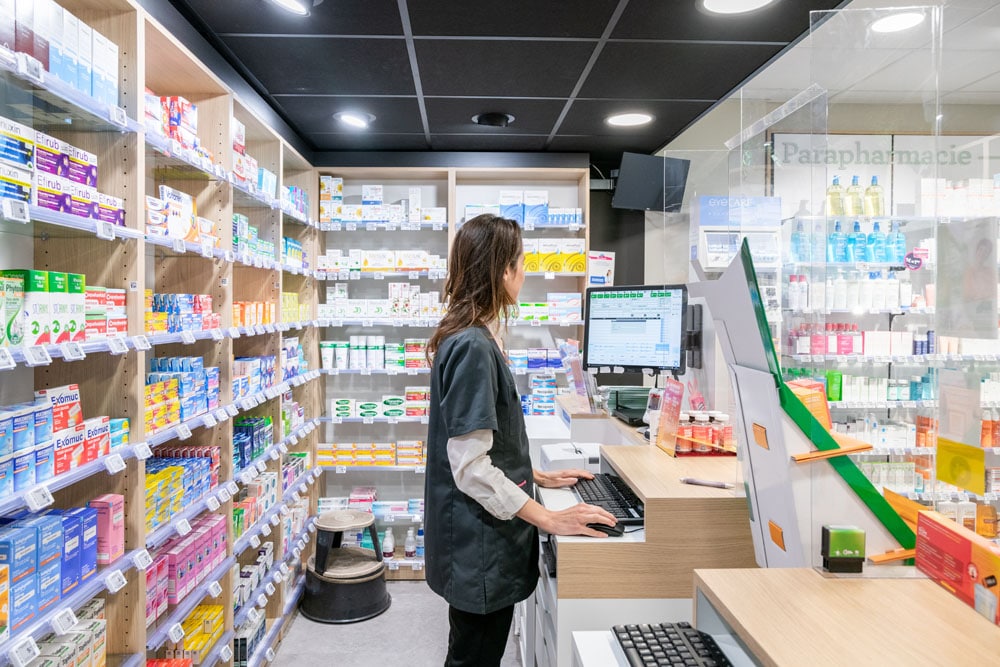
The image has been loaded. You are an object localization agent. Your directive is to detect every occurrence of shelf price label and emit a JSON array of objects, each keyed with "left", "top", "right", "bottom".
[
  {"left": 25, "top": 485, "right": 55, "bottom": 511},
  {"left": 168, "top": 623, "right": 186, "bottom": 644},
  {"left": 135, "top": 443, "right": 153, "bottom": 460},
  {"left": 257, "top": 593, "right": 268, "bottom": 607},
  {"left": 59, "top": 342, "right": 86, "bottom": 361},
  {"left": 278, "top": 444, "right": 289, "bottom": 455},
  {"left": 346, "top": 223, "right": 357, "bottom": 231},
  {"left": 8, "top": 636, "right": 40, "bottom": 667},
  {"left": 220, "top": 646, "right": 233, "bottom": 662},
  {"left": 248, "top": 608, "right": 262, "bottom": 625},
  {"left": 214, "top": 409, "right": 229, "bottom": 423},
  {"left": 180, "top": 331, "right": 196, "bottom": 345},
  {"left": 172, "top": 238, "right": 187, "bottom": 254},
  {"left": 414, "top": 466, "right": 426, "bottom": 474},
  {"left": 412, "top": 561, "right": 423, "bottom": 571},
  {"left": 250, "top": 535, "right": 261, "bottom": 549},
  {"left": 177, "top": 424, "right": 193, "bottom": 440},
  {"left": 0, "top": 347, "right": 15, "bottom": 370},
  {"left": 210, "top": 328, "right": 224, "bottom": 341},
  {"left": 104, "top": 453, "right": 127, "bottom": 475},
  {"left": 217, "top": 487, "right": 232, "bottom": 502},
  {"left": 420, "top": 416, "right": 429, "bottom": 425},
  {"left": 205, "top": 496, "right": 221, "bottom": 512},
  {"left": 335, "top": 465, "right": 347, "bottom": 474},
  {"left": 96, "top": 221, "right": 116, "bottom": 240},
  {"left": 108, "top": 336, "right": 130, "bottom": 355},
  {"left": 544, "top": 271, "right": 555, "bottom": 280},
  {"left": 227, "top": 481, "right": 240, "bottom": 495},
  {"left": 202, "top": 413, "right": 218, "bottom": 428},
  {"left": 226, "top": 404, "right": 240, "bottom": 417},
  {"left": 261, "top": 523, "right": 271, "bottom": 537},
  {"left": 132, "top": 335, "right": 152, "bottom": 351},
  {"left": 362, "top": 416, "right": 375, "bottom": 425},
  {"left": 269, "top": 449, "right": 280, "bottom": 461},
  {"left": 133, "top": 549, "right": 154, "bottom": 571},
  {"left": 105, "top": 569, "right": 128, "bottom": 594},
  {"left": 175, "top": 518, "right": 193, "bottom": 536},
  {"left": 269, "top": 514, "right": 281, "bottom": 527},
  {"left": 24, "top": 345, "right": 52, "bottom": 367},
  {"left": 366, "top": 222, "right": 377, "bottom": 232},
  {"left": 386, "top": 560, "right": 399, "bottom": 571},
  {"left": 265, "top": 582, "right": 276, "bottom": 596},
  {"left": 208, "top": 581, "right": 223, "bottom": 598},
  {"left": 51, "top": 606, "right": 79, "bottom": 636},
  {"left": 256, "top": 460, "right": 268, "bottom": 473},
  {"left": 266, "top": 648, "right": 277, "bottom": 663},
  {"left": 2, "top": 198, "right": 30, "bottom": 224},
  {"left": 289, "top": 435, "right": 299, "bottom": 446}
]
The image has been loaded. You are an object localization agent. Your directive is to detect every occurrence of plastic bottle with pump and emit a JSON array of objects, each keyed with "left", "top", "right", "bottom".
[
  {"left": 415, "top": 525, "right": 425, "bottom": 558},
  {"left": 847, "top": 220, "right": 867, "bottom": 262},
  {"left": 885, "top": 271, "right": 900, "bottom": 310},
  {"left": 885, "top": 221, "right": 903, "bottom": 263},
  {"left": 826, "top": 175, "right": 845, "bottom": 217},
  {"left": 790, "top": 221, "right": 808, "bottom": 263},
  {"left": 382, "top": 528, "right": 395, "bottom": 560},
  {"left": 864, "top": 175, "right": 885, "bottom": 217},
  {"left": 828, "top": 220, "right": 848, "bottom": 263},
  {"left": 867, "top": 221, "right": 887, "bottom": 264},
  {"left": 845, "top": 176, "right": 864, "bottom": 217},
  {"left": 404, "top": 527, "right": 417, "bottom": 558}
]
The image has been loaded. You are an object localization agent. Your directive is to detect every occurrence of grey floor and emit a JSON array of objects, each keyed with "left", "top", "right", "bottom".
[{"left": 275, "top": 581, "right": 522, "bottom": 666}]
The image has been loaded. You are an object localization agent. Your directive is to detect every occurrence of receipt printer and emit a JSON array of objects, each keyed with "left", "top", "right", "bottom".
[{"left": 540, "top": 443, "right": 602, "bottom": 474}]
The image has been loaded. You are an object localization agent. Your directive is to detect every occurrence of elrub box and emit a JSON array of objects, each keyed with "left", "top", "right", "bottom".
[{"left": 34, "top": 130, "right": 68, "bottom": 177}]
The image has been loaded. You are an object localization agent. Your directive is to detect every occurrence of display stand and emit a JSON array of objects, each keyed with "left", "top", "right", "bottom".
[{"left": 690, "top": 242, "right": 914, "bottom": 568}]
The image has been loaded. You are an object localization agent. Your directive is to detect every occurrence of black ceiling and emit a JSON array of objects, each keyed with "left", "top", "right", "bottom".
[{"left": 167, "top": 0, "right": 846, "bottom": 170}]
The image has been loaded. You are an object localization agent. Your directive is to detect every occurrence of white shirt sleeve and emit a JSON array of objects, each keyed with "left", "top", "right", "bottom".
[{"left": 447, "top": 429, "right": 532, "bottom": 520}]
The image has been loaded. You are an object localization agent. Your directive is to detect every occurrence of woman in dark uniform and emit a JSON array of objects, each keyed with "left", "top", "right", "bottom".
[{"left": 424, "top": 214, "right": 617, "bottom": 667}]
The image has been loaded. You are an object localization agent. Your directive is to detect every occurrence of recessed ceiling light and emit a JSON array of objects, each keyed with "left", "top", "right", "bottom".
[
  {"left": 701, "top": 0, "right": 776, "bottom": 15},
  {"left": 472, "top": 112, "right": 515, "bottom": 127},
  {"left": 870, "top": 11, "right": 925, "bottom": 34},
  {"left": 606, "top": 113, "right": 653, "bottom": 127},
  {"left": 266, "top": 0, "right": 309, "bottom": 15},
  {"left": 334, "top": 112, "right": 375, "bottom": 129}
]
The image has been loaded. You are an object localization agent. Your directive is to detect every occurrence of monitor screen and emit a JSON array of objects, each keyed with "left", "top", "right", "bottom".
[
  {"left": 611, "top": 152, "right": 691, "bottom": 212},
  {"left": 583, "top": 285, "right": 688, "bottom": 373}
]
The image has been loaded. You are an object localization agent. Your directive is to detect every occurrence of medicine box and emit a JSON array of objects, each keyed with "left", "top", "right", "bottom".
[
  {"left": 0, "top": 563, "right": 7, "bottom": 643},
  {"left": 2, "top": 270, "right": 51, "bottom": 346},
  {"left": 0, "top": 525, "right": 37, "bottom": 584},
  {"left": 35, "top": 384, "right": 83, "bottom": 433},
  {"left": 65, "top": 506, "right": 98, "bottom": 581},
  {"left": 499, "top": 190, "right": 523, "bottom": 224},
  {"left": 523, "top": 190, "right": 549, "bottom": 227},
  {"left": 53, "top": 423, "right": 86, "bottom": 475},
  {"left": 34, "top": 442, "right": 54, "bottom": 484},
  {"left": 9, "top": 575, "right": 36, "bottom": 633},
  {"left": 12, "top": 449, "right": 34, "bottom": 491},
  {"left": 45, "top": 511, "right": 81, "bottom": 596},
  {"left": 0, "top": 116, "right": 34, "bottom": 171}
]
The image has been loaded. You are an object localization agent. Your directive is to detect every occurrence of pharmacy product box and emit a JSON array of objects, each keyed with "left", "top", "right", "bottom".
[
  {"left": 53, "top": 423, "right": 85, "bottom": 475},
  {"left": 499, "top": 190, "right": 523, "bottom": 224},
  {"left": 0, "top": 162, "right": 31, "bottom": 205},
  {"left": 0, "top": 562, "right": 6, "bottom": 643},
  {"left": 64, "top": 507, "right": 97, "bottom": 580},
  {"left": 89, "top": 494, "right": 124, "bottom": 565},
  {"left": 34, "top": 130, "right": 67, "bottom": 177},
  {"left": 0, "top": 454, "right": 12, "bottom": 498},
  {"left": 231, "top": 118, "right": 246, "bottom": 155},
  {"left": 0, "top": 116, "right": 34, "bottom": 171},
  {"left": 67, "top": 274, "right": 86, "bottom": 343},
  {"left": 76, "top": 20, "right": 92, "bottom": 95},
  {"left": 0, "top": 275, "right": 24, "bottom": 348},
  {"left": 523, "top": 190, "right": 549, "bottom": 227},
  {"left": 916, "top": 510, "right": 1000, "bottom": 626},
  {"left": 44, "top": 511, "right": 81, "bottom": 596},
  {"left": 65, "top": 143, "right": 97, "bottom": 188},
  {"left": 47, "top": 271, "right": 70, "bottom": 344},
  {"left": 15, "top": 516, "right": 61, "bottom": 575},
  {"left": 12, "top": 449, "right": 34, "bottom": 490},
  {"left": 96, "top": 192, "right": 125, "bottom": 227},
  {"left": 66, "top": 180, "right": 98, "bottom": 219},
  {"left": 59, "top": 10, "right": 80, "bottom": 89},
  {"left": 83, "top": 416, "right": 110, "bottom": 459},
  {"left": 9, "top": 575, "right": 36, "bottom": 633},
  {"left": 537, "top": 239, "right": 563, "bottom": 272},
  {"left": 2, "top": 270, "right": 50, "bottom": 345},
  {"left": 35, "top": 384, "right": 83, "bottom": 432},
  {"left": 0, "top": 412, "right": 10, "bottom": 457},
  {"left": 0, "top": 525, "right": 37, "bottom": 583},
  {"left": 0, "top": 0, "right": 13, "bottom": 54},
  {"left": 560, "top": 238, "right": 587, "bottom": 272},
  {"left": 34, "top": 441, "right": 54, "bottom": 483},
  {"left": 36, "top": 559, "right": 61, "bottom": 612},
  {"left": 92, "top": 29, "right": 118, "bottom": 108},
  {"left": 10, "top": 405, "right": 34, "bottom": 452}
]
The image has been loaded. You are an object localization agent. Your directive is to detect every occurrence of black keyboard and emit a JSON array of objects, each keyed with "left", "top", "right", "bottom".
[
  {"left": 613, "top": 622, "right": 732, "bottom": 667},
  {"left": 573, "top": 473, "right": 644, "bottom": 525}
]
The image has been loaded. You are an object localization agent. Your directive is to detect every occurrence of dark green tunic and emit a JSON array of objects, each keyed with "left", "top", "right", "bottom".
[{"left": 424, "top": 326, "right": 539, "bottom": 614}]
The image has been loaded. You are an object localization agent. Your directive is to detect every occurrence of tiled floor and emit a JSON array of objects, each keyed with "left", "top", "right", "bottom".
[{"left": 274, "top": 580, "right": 522, "bottom": 666}]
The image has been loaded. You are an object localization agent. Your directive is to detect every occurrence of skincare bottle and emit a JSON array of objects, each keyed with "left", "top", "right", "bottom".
[
  {"left": 957, "top": 500, "right": 978, "bottom": 531},
  {"left": 382, "top": 528, "right": 395, "bottom": 560},
  {"left": 828, "top": 220, "right": 847, "bottom": 263},
  {"left": 886, "top": 221, "right": 904, "bottom": 263},
  {"left": 826, "top": 175, "right": 845, "bottom": 216},
  {"left": 867, "top": 221, "right": 886, "bottom": 264},
  {"left": 848, "top": 221, "right": 867, "bottom": 262},
  {"left": 833, "top": 273, "right": 848, "bottom": 310},
  {"left": 898, "top": 275, "right": 913, "bottom": 309},
  {"left": 415, "top": 525, "right": 425, "bottom": 558},
  {"left": 885, "top": 272, "right": 899, "bottom": 310},
  {"left": 864, "top": 175, "right": 885, "bottom": 217},
  {"left": 845, "top": 275, "right": 860, "bottom": 311},
  {"left": 790, "top": 221, "right": 808, "bottom": 262},
  {"left": 404, "top": 527, "right": 417, "bottom": 558},
  {"left": 870, "top": 271, "right": 886, "bottom": 311},
  {"left": 845, "top": 175, "right": 864, "bottom": 217}
]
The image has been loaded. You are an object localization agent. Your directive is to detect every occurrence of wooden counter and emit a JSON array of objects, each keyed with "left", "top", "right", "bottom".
[
  {"left": 555, "top": 394, "right": 648, "bottom": 446},
  {"left": 694, "top": 568, "right": 1000, "bottom": 666},
  {"left": 549, "top": 445, "right": 756, "bottom": 599}
]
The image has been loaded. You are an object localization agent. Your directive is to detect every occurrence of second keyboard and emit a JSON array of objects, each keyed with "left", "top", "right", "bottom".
[{"left": 573, "top": 473, "right": 644, "bottom": 525}]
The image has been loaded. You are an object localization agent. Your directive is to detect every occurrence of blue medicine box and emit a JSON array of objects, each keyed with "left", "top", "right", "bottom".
[
  {"left": 0, "top": 525, "right": 39, "bottom": 583},
  {"left": 65, "top": 507, "right": 97, "bottom": 581}
]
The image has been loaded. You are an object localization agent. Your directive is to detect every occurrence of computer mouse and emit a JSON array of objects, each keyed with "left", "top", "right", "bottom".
[{"left": 586, "top": 521, "right": 624, "bottom": 537}]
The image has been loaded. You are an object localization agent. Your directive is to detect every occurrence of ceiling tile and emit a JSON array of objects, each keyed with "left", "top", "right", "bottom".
[
  {"left": 424, "top": 98, "right": 566, "bottom": 134},
  {"left": 309, "top": 133, "right": 431, "bottom": 151},
  {"left": 175, "top": 0, "right": 404, "bottom": 35},
  {"left": 274, "top": 96, "right": 425, "bottom": 134},
  {"left": 430, "top": 134, "right": 548, "bottom": 151},
  {"left": 579, "top": 42, "right": 783, "bottom": 99},
  {"left": 406, "top": 0, "right": 616, "bottom": 38},
  {"left": 222, "top": 36, "right": 415, "bottom": 95},
  {"left": 549, "top": 134, "right": 664, "bottom": 157},
  {"left": 415, "top": 40, "right": 595, "bottom": 97},
  {"left": 559, "top": 99, "right": 711, "bottom": 139},
  {"left": 612, "top": 0, "right": 841, "bottom": 42}
]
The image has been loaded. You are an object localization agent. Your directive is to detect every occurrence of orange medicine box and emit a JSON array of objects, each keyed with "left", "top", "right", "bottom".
[{"left": 916, "top": 511, "right": 1000, "bottom": 625}]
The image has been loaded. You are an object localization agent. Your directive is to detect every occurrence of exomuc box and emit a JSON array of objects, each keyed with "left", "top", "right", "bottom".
[
  {"left": 53, "top": 423, "right": 86, "bottom": 475},
  {"left": 83, "top": 416, "right": 110, "bottom": 460},
  {"left": 35, "top": 384, "right": 83, "bottom": 432}
]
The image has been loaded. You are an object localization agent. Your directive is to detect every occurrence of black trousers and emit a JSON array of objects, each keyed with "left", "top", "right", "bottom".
[{"left": 445, "top": 604, "right": 515, "bottom": 667}]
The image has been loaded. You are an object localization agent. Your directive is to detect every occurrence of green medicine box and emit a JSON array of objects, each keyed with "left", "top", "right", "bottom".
[{"left": 822, "top": 525, "right": 866, "bottom": 573}]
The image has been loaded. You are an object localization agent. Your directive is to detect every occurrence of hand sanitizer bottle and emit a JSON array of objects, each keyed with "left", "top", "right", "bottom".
[
  {"left": 790, "top": 220, "right": 808, "bottom": 262},
  {"left": 415, "top": 525, "right": 425, "bottom": 558},
  {"left": 848, "top": 220, "right": 867, "bottom": 262},
  {"left": 864, "top": 175, "right": 885, "bottom": 217},
  {"left": 828, "top": 220, "right": 847, "bottom": 263},
  {"left": 382, "top": 528, "right": 395, "bottom": 560},
  {"left": 826, "top": 175, "right": 845, "bottom": 217},
  {"left": 867, "top": 221, "right": 886, "bottom": 264}
]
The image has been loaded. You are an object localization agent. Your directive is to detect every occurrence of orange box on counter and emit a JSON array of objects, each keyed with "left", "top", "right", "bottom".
[{"left": 916, "top": 510, "right": 1000, "bottom": 626}]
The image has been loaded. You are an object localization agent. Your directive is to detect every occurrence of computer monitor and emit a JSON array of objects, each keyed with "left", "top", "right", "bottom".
[
  {"left": 583, "top": 284, "right": 688, "bottom": 373},
  {"left": 611, "top": 152, "right": 691, "bottom": 212}
]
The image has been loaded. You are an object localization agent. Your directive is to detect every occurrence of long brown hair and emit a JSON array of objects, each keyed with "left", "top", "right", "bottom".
[{"left": 427, "top": 214, "right": 522, "bottom": 361}]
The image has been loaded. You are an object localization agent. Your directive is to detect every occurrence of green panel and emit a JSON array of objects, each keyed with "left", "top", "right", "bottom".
[{"left": 778, "top": 384, "right": 916, "bottom": 549}]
